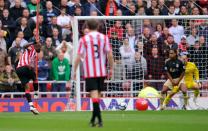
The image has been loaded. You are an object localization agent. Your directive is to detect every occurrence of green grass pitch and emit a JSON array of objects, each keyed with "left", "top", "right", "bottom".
[{"left": 0, "top": 111, "right": 208, "bottom": 131}]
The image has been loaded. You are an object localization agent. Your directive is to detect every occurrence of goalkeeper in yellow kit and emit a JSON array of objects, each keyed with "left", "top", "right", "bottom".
[{"left": 180, "top": 52, "right": 201, "bottom": 109}]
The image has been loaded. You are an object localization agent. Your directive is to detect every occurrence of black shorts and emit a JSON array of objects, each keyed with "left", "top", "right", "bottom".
[
  {"left": 85, "top": 77, "right": 105, "bottom": 92},
  {"left": 16, "top": 66, "right": 36, "bottom": 86}
]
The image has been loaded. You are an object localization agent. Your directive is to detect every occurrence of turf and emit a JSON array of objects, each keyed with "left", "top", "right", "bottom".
[{"left": 0, "top": 111, "right": 208, "bottom": 131}]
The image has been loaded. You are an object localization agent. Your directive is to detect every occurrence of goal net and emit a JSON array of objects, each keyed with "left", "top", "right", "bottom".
[{"left": 72, "top": 15, "right": 208, "bottom": 110}]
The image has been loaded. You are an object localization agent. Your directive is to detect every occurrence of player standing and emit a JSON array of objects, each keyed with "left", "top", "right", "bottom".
[
  {"left": 16, "top": 42, "right": 41, "bottom": 115},
  {"left": 159, "top": 49, "right": 187, "bottom": 110},
  {"left": 180, "top": 52, "right": 201, "bottom": 109},
  {"left": 74, "top": 19, "right": 114, "bottom": 127}
]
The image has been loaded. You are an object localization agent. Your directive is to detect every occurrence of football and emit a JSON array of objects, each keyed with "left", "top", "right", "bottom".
[{"left": 118, "top": 102, "right": 127, "bottom": 110}]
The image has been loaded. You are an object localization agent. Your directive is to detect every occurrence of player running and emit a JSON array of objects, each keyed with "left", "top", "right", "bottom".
[{"left": 16, "top": 42, "right": 41, "bottom": 115}]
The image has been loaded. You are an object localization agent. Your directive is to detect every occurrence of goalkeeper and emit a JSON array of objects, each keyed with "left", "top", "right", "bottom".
[{"left": 179, "top": 52, "right": 201, "bottom": 108}]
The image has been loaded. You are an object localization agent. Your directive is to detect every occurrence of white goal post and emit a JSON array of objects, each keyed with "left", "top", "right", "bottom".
[{"left": 72, "top": 15, "right": 208, "bottom": 111}]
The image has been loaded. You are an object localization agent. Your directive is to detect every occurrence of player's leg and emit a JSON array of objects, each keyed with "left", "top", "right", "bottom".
[
  {"left": 16, "top": 67, "right": 39, "bottom": 115},
  {"left": 90, "top": 90, "right": 101, "bottom": 127},
  {"left": 86, "top": 78, "right": 100, "bottom": 127},
  {"left": 179, "top": 83, "right": 188, "bottom": 109},
  {"left": 159, "top": 79, "right": 171, "bottom": 109},
  {"left": 31, "top": 70, "right": 39, "bottom": 98},
  {"left": 162, "top": 86, "right": 179, "bottom": 109},
  {"left": 192, "top": 82, "right": 200, "bottom": 103}
]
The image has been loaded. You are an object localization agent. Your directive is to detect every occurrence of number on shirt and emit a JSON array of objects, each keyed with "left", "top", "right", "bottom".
[{"left": 94, "top": 45, "right": 100, "bottom": 59}]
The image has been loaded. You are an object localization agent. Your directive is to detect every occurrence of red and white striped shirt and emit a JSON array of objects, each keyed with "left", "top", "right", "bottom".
[
  {"left": 78, "top": 31, "right": 111, "bottom": 78},
  {"left": 17, "top": 45, "right": 37, "bottom": 68}
]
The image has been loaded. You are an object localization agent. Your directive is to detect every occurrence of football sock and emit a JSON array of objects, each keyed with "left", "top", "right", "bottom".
[
  {"left": 183, "top": 93, "right": 188, "bottom": 106},
  {"left": 160, "top": 94, "right": 165, "bottom": 107},
  {"left": 33, "top": 80, "right": 39, "bottom": 92},
  {"left": 25, "top": 93, "right": 32, "bottom": 103},
  {"left": 163, "top": 94, "right": 171, "bottom": 106},
  {"left": 194, "top": 89, "right": 199, "bottom": 98}
]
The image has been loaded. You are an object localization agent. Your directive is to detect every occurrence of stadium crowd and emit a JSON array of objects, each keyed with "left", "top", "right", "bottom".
[{"left": 0, "top": 0, "right": 208, "bottom": 95}]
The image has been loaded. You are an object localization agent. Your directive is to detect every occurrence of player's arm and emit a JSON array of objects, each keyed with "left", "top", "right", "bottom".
[
  {"left": 175, "top": 61, "right": 185, "bottom": 85},
  {"left": 73, "top": 38, "right": 84, "bottom": 79},
  {"left": 73, "top": 54, "right": 81, "bottom": 79}
]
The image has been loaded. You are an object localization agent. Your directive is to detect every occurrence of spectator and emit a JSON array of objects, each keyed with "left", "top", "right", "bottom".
[
  {"left": 173, "top": 0, "right": 181, "bottom": 15},
  {"left": 9, "top": 0, "right": 24, "bottom": 21},
  {"left": 0, "top": 0, "right": 5, "bottom": 17},
  {"left": 28, "top": 28, "right": 45, "bottom": 44},
  {"left": 191, "top": 7, "right": 200, "bottom": 15},
  {"left": 145, "top": 0, "right": 157, "bottom": 15},
  {"left": 158, "top": 27, "right": 170, "bottom": 44},
  {"left": 147, "top": 47, "right": 165, "bottom": 90},
  {"left": 51, "top": 52, "right": 70, "bottom": 97},
  {"left": 119, "top": 38, "right": 135, "bottom": 79},
  {"left": 56, "top": 41, "right": 73, "bottom": 70},
  {"left": 179, "top": 5, "right": 188, "bottom": 15},
  {"left": 11, "top": 31, "right": 28, "bottom": 48},
  {"left": 83, "top": 0, "right": 101, "bottom": 16},
  {"left": 178, "top": 35, "right": 189, "bottom": 53},
  {"left": 108, "top": 20, "right": 124, "bottom": 40},
  {"left": 142, "top": 19, "right": 154, "bottom": 34},
  {"left": 68, "top": 1, "right": 83, "bottom": 16},
  {"left": 27, "top": 0, "right": 43, "bottom": 17},
  {"left": 0, "top": 29, "right": 7, "bottom": 52},
  {"left": 42, "top": 37, "right": 56, "bottom": 71},
  {"left": 144, "top": 34, "right": 163, "bottom": 58},
  {"left": 187, "top": 28, "right": 199, "bottom": 46},
  {"left": 45, "top": 16, "right": 62, "bottom": 38},
  {"left": 57, "top": 7, "right": 71, "bottom": 41},
  {"left": 42, "top": 1, "right": 59, "bottom": 25},
  {"left": 1, "top": 9, "right": 14, "bottom": 36},
  {"left": 169, "top": 19, "right": 184, "bottom": 44},
  {"left": 154, "top": 23, "right": 163, "bottom": 38},
  {"left": 135, "top": 41, "right": 143, "bottom": 54},
  {"left": 0, "top": 46, "right": 8, "bottom": 69},
  {"left": 9, "top": 0, "right": 26, "bottom": 8},
  {"left": 74, "top": 5, "right": 83, "bottom": 16},
  {"left": 139, "top": 27, "right": 151, "bottom": 45},
  {"left": 0, "top": 65, "right": 19, "bottom": 93},
  {"left": 38, "top": 50, "right": 49, "bottom": 97},
  {"left": 136, "top": 5, "right": 146, "bottom": 16},
  {"left": 30, "top": 14, "right": 46, "bottom": 37},
  {"left": 163, "top": 35, "right": 178, "bottom": 59},
  {"left": 102, "top": 0, "right": 118, "bottom": 16},
  {"left": 202, "top": 7, "right": 208, "bottom": 15},
  {"left": 151, "top": 8, "right": 164, "bottom": 29},
  {"left": 8, "top": 37, "right": 23, "bottom": 67},
  {"left": 15, "top": 17, "right": 32, "bottom": 41},
  {"left": 59, "top": 0, "right": 70, "bottom": 15},
  {"left": 51, "top": 28, "right": 62, "bottom": 47},
  {"left": 132, "top": 52, "right": 147, "bottom": 95},
  {"left": 15, "top": 8, "right": 35, "bottom": 28},
  {"left": 158, "top": 0, "right": 168, "bottom": 15},
  {"left": 125, "top": 3, "right": 137, "bottom": 16},
  {"left": 126, "top": 26, "right": 137, "bottom": 50}
]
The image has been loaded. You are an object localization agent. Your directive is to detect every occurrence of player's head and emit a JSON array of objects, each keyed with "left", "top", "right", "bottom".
[
  {"left": 34, "top": 43, "right": 41, "bottom": 53},
  {"left": 169, "top": 49, "right": 177, "bottom": 59},
  {"left": 86, "top": 19, "right": 98, "bottom": 31},
  {"left": 180, "top": 52, "right": 189, "bottom": 64}
]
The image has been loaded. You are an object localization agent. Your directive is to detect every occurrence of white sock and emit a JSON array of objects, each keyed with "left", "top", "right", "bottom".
[{"left": 29, "top": 102, "right": 33, "bottom": 106}]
